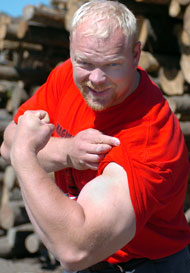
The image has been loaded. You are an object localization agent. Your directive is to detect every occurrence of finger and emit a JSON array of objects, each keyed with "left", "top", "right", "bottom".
[
  {"left": 85, "top": 162, "right": 99, "bottom": 170},
  {"left": 17, "top": 115, "right": 23, "bottom": 124},
  {"left": 47, "top": 123, "right": 55, "bottom": 133},
  {"left": 95, "top": 144, "right": 114, "bottom": 154},
  {"left": 94, "top": 136, "right": 120, "bottom": 146},
  {"left": 35, "top": 111, "right": 50, "bottom": 123},
  {"left": 86, "top": 143, "right": 113, "bottom": 154},
  {"left": 83, "top": 153, "right": 105, "bottom": 163}
]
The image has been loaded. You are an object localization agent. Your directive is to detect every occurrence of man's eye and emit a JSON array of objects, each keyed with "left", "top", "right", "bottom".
[
  {"left": 108, "top": 63, "right": 119, "bottom": 67},
  {"left": 80, "top": 61, "right": 90, "bottom": 66}
]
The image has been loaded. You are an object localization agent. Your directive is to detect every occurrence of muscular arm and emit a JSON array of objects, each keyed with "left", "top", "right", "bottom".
[
  {"left": 10, "top": 111, "right": 136, "bottom": 271},
  {"left": 1, "top": 111, "right": 120, "bottom": 172}
]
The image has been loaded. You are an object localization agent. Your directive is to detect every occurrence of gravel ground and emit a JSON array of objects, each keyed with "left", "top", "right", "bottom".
[{"left": 0, "top": 257, "right": 63, "bottom": 273}]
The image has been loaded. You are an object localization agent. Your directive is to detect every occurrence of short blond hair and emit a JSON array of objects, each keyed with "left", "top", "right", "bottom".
[{"left": 70, "top": 0, "right": 138, "bottom": 44}]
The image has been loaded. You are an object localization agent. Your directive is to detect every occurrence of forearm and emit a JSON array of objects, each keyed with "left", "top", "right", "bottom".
[
  {"left": 11, "top": 152, "right": 87, "bottom": 269},
  {"left": 37, "top": 136, "right": 72, "bottom": 172}
]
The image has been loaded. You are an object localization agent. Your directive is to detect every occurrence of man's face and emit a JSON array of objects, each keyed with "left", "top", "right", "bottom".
[{"left": 70, "top": 22, "right": 140, "bottom": 111}]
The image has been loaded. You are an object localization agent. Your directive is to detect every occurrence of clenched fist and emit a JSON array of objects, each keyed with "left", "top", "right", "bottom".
[{"left": 11, "top": 110, "right": 54, "bottom": 159}]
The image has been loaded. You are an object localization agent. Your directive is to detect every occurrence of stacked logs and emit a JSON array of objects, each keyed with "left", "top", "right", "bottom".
[
  {"left": 0, "top": 0, "right": 190, "bottom": 260},
  {"left": 0, "top": 162, "right": 42, "bottom": 258},
  {"left": 0, "top": 161, "right": 57, "bottom": 263},
  {"left": 0, "top": 0, "right": 69, "bottom": 262}
]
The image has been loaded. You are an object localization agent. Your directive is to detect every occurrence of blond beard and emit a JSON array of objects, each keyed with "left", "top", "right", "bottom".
[{"left": 80, "top": 82, "right": 116, "bottom": 111}]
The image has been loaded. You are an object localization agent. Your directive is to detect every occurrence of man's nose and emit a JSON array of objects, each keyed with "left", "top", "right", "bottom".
[{"left": 89, "top": 68, "right": 106, "bottom": 85}]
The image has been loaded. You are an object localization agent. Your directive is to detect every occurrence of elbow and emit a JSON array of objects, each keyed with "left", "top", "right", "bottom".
[
  {"left": 57, "top": 248, "right": 91, "bottom": 272},
  {"left": 0, "top": 142, "right": 11, "bottom": 164}
]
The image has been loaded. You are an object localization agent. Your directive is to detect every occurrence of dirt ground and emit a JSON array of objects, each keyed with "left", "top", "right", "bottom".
[{"left": 0, "top": 257, "right": 63, "bottom": 273}]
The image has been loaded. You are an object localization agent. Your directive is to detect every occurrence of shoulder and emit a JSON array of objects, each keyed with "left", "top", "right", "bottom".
[
  {"left": 50, "top": 58, "right": 73, "bottom": 79},
  {"left": 45, "top": 58, "right": 75, "bottom": 92}
]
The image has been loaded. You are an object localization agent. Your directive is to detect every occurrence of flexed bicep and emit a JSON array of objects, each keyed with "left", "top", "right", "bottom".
[{"left": 76, "top": 162, "right": 136, "bottom": 263}]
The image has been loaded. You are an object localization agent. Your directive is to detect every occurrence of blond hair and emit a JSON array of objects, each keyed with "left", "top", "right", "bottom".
[{"left": 70, "top": 0, "right": 138, "bottom": 44}]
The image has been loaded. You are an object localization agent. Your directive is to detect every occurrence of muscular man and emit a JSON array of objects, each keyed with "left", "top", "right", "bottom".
[{"left": 1, "top": 1, "right": 190, "bottom": 272}]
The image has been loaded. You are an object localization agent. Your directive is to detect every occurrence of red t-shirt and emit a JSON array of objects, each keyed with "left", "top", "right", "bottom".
[{"left": 14, "top": 59, "right": 190, "bottom": 263}]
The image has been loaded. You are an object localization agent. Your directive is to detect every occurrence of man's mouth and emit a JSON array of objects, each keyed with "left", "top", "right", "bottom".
[{"left": 86, "top": 86, "right": 112, "bottom": 96}]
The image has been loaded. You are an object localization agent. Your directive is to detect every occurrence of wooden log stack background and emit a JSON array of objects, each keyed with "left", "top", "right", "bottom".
[{"left": 0, "top": 0, "right": 190, "bottom": 261}]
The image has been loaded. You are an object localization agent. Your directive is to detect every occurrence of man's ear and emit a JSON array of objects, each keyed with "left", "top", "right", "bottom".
[{"left": 133, "top": 41, "right": 141, "bottom": 67}]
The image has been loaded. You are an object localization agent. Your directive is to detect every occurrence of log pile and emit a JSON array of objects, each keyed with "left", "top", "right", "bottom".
[
  {"left": 0, "top": 162, "right": 57, "bottom": 266},
  {"left": 0, "top": 163, "right": 39, "bottom": 258},
  {"left": 0, "top": 0, "right": 190, "bottom": 261}
]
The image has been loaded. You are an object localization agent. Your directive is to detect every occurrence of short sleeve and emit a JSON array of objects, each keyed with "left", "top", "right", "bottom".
[
  {"left": 13, "top": 60, "right": 72, "bottom": 124},
  {"left": 97, "top": 144, "right": 182, "bottom": 233}
]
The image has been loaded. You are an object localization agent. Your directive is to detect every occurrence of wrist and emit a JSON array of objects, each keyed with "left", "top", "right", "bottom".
[
  {"left": 37, "top": 137, "right": 73, "bottom": 171},
  {"left": 11, "top": 145, "right": 38, "bottom": 170}
]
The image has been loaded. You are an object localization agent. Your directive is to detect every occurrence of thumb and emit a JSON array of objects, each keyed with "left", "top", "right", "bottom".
[{"left": 35, "top": 111, "right": 50, "bottom": 123}]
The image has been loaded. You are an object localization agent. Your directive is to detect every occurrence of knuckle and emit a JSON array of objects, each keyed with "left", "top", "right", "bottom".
[
  {"left": 24, "top": 110, "right": 31, "bottom": 116},
  {"left": 79, "top": 159, "right": 84, "bottom": 165},
  {"left": 96, "top": 144, "right": 104, "bottom": 153},
  {"left": 97, "top": 144, "right": 111, "bottom": 153}
]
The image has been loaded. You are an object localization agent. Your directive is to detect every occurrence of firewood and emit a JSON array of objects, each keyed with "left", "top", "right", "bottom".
[
  {"left": 0, "top": 65, "right": 49, "bottom": 84},
  {"left": 179, "top": 121, "right": 190, "bottom": 140},
  {"left": 20, "top": 23, "right": 69, "bottom": 48},
  {"left": 23, "top": 5, "right": 66, "bottom": 29},
  {"left": 51, "top": 0, "right": 67, "bottom": 10},
  {"left": 64, "top": 0, "right": 86, "bottom": 31},
  {"left": 0, "top": 156, "right": 8, "bottom": 171},
  {"left": 7, "top": 224, "right": 34, "bottom": 257},
  {"left": 0, "top": 65, "right": 21, "bottom": 81},
  {"left": 21, "top": 47, "right": 69, "bottom": 71},
  {"left": 3, "top": 165, "right": 16, "bottom": 191},
  {"left": 9, "top": 186, "right": 23, "bottom": 202},
  {"left": 0, "top": 13, "right": 11, "bottom": 25},
  {"left": 6, "top": 81, "right": 28, "bottom": 114},
  {"left": 166, "top": 94, "right": 190, "bottom": 114},
  {"left": 0, "top": 109, "right": 12, "bottom": 121},
  {"left": 0, "top": 223, "right": 34, "bottom": 258},
  {"left": 135, "top": 0, "right": 170, "bottom": 3},
  {"left": 0, "top": 109, "right": 12, "bottom": 133},
  {"left": 158, "top": 67, "right": 184, "bottom": 95},
  {"left": 0, "top": 40, "right": 20, "bottom": 50},
  {"left": 184, "top": 4, "right": 190, "bottom": 36},
  {"left": 25, "top": 233, "right": 41, "bottom": 254},
  {"left": 0, "top": 182, "right": 11, "bottom": 229},
  {"left": 169, "top": 0, "right": 181, "bottom": 17},
  {"left": 181, "top": 29, "right": 190, "bottom": 46},
  {"left": 0, "top": 200, "right": 29, "bottom": 230},
  {"left": 0, "top": 80, "right": 17, "bottom": 93},
  {"left": 13, "top": 202, "right": 30, "bottom": 227},
  {"left": 0, "top": 172, "right": 4, "bottom": 183},
  {"left": 180, "top": 53, "right": 190, "bottom": 84},
  {"left": 0, "top": 21, "right": 28, "bottom": 40},
  {"left": 174, "top": 22, "right": 190, "bottom": 49},
  {"left": 0, "top": 40, "right": 43, "bottom": 51},
  {"left": 139, "top": 50, "right": 159, "bottom": 72},
  {"left": 137, "top": 16, "right": 150, "bottom": 49},
  {"left": 185, "top": 208, "right": 190, "bottom": 223},
  {"left": 177, "top": 0, "right": 190, "bottom": 5},
  {"left": 0, "top": 236, "right": 13, "bottom": 258}
]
